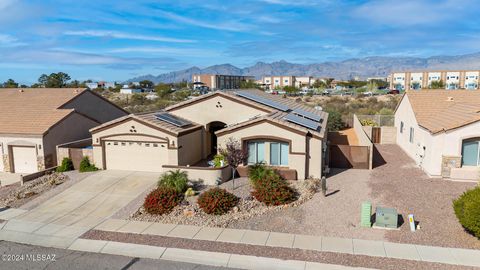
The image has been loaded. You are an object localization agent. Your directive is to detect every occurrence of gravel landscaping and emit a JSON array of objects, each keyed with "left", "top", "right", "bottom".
[
  {"left": 0, "top": 170, "right": 95, "bottom": 209},
  {"left": 82, "top": 230, "right": 475, "bottom": 270},
  {"left": 127, "top": 177, "right": 321, "bottom": 228},
  {"left": 226, "top": 144, "right": 480, "bottom": 249}
]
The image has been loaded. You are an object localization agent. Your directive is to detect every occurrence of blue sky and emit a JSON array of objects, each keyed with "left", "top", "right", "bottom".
[{"left": 1, "top": 0, "right": 480, "bottom": 84}]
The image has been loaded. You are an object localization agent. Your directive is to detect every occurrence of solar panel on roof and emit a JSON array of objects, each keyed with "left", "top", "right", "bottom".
[
  {"left": 284, "top": 113, "right": 320, "bottom": 131},
  {"left": 292, "top": 108, "right": 322, "bottom": 122},
  {"left": 154, "top": 113, "right": 191, "bottom": 127},
  {"left": 235, "top": 91, "right": 290, "bottom": 112}
]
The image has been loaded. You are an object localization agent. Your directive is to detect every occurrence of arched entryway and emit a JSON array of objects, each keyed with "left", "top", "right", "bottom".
[{"left": 207, "top": 121, "right": 227, "bottom": 156}]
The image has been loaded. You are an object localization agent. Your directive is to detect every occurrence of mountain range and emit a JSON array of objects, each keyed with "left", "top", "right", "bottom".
[{"left": 127, "top": 52, "right": 480, "bottom": 83}]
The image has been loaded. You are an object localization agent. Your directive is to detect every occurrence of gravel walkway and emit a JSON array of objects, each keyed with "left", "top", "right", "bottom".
[
  {"left": 227, "top": 145, "right": 480, "bottom": 249},
  {"left": 82, "top": 230, "right": 476, "bottom": 270},
  {"left": 371, "top": 144, "right": 479, "bottom": 249}
]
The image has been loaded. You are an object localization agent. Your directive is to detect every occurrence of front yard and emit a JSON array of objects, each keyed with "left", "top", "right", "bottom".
[
  {"left": 114, "top": 144, "right": 480, "bottom": 250},
  {"left": 228, "top": 144, "right": 480, "bottom": 249}
]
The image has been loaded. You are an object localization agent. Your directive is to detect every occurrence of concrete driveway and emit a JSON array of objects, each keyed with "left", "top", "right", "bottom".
[{"left": 0, "top": 170, "right": 158, "bottom": 248}]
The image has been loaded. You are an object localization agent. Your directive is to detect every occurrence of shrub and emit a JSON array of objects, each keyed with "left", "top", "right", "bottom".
[
  {"left": 453, "top": 187, "right": 480, "bottom": 238},
  {"left": 198, "top": 188, "right": 239, "bottom": 215},
  {"left": 360, "top": 119, "right": 378, "bottom": 127},
  {"left": 212, "top": 154, "right": 227, "bottom": 167},
  {"left": 79, "top": 157, "right": 98, "bottom": 172},
  {"left": 56, "top": 157, "right": 74, "bottom": 172},
  {"left": 158, "top": 169, "right": 189, "bottom": 193},
  {"left": 248, "top": 163, "right": 278, "bottom": 186},
  {"left": 251, "top": 175, "right": 297, "bottom": 206},
  {"left": 143, "top": 186, "right": 182, "bottom": 215}
]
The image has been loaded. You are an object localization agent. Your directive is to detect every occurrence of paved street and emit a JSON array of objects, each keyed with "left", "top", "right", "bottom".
[
  {"left": 0, "top": 240, "right": 234, "bottom": 270},
  {"left": 0, "top": 170, "right": 159, "bottom": 248}
]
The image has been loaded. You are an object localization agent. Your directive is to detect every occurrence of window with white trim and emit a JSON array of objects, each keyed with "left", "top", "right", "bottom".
[
  {"left": 270, "top": 142, "right": 289, "bottom": 166},
  {"left": 247, "top": 142, "right": 265, "bottom": 164},
  {"left": 409, "top": 127, "right": 414, "bottom": 143}
]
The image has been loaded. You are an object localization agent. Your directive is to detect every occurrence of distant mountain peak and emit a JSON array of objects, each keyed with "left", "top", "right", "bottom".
[{"left": 127, "top": 52, "right": 480, "bottom": 83}]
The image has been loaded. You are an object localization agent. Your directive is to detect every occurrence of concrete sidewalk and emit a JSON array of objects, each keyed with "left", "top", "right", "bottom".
[
  {"left": 68, "top": 238, "right": 374, "bottom": 270},
  {"left": 92, "top": 218, "right": 480, "bottom": 268}
]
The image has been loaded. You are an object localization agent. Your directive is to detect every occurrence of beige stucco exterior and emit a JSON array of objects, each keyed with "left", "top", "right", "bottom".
[
  {"left": 93, "top": 91, "right": 326, "bottom": 182},
  {"left": 0, "top": 90, "right": 128, "bottom": 174},
  {"left": 395, "top": 95, "right": 480, "bottom": 179},
  {"left": 216, "top": 121, "right": 323, "bottom": 180}
]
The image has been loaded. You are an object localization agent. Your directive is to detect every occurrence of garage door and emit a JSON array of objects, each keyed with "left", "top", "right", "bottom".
[
  {"left": 12, "top": 146, "right": 37, "bottom": 174},
  {"left": 105, "top": 141, "right": 167, "bottom": 172}
]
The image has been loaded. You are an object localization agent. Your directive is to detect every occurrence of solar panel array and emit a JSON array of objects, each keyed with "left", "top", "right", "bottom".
[
  {"left": 235, "top": 91, "right": 290, "bottom": 112},
  {"left": 154, "top": 113, "right": 191, "bottom": 127},
  {"left": 292, "top": 108, "right": 322, "bottom": 122},
  {"left": 284, "top": 113, "right": 320, "bottom": 131}
]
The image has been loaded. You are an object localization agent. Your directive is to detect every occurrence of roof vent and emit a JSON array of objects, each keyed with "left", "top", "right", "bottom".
[{"left": 447, "top": 96, "right": 454, "bottom": 101}]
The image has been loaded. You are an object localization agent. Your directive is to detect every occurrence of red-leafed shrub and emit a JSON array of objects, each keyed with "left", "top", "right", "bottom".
[
  {"left": 198, "top": 188, "right": 239, "bottom": 215},
  {"left": 251, "top": 175, "right": 297, "bottom": 206},
  {"left": 143, "top": 187, "right": 181, "bottom": 215}
]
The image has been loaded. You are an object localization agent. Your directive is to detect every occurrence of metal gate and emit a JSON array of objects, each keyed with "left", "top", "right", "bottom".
[{"left": 329, "top": 145, "right": 370, "bottom": 169}]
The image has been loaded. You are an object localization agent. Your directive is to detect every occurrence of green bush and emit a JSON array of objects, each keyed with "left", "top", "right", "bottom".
[
  {"left": 56, "top": 157, "right": 74, "bottom": 172},
  {"left": 360, "top": 119, "right": 378, "bottom": 127},
  {"left": 144, "top": 187, "right": 182, "bottom": 215},
  {"left": 158, "top": 169, "right": 189, "bottom": 193},
  {"left": 251, "top": 175, "right": 297, "bottom": 206},
  {"left": 248, "top": 163, "right": 278, "bottom": 186},
  {"left": 453, "top": 187, "right": 480, "bottom": 238},
  {"left": 79, "top": 157, "right": 98, "bottom": 172},
  {"left": 198, "top": 188, "right": 239, "bottom": 215},
  {"left": 212, "top": 154, "right": 227, "bottom": 167}
]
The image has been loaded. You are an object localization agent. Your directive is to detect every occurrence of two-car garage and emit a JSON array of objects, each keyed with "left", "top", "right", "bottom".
[{"left": 103, "top": 140, "right": 168, "bottom": 172}]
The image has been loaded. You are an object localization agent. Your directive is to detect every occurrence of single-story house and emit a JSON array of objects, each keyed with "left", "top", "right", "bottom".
[
  {"left": 395, "top": 90, "right": 480, "bottom": 180},
  {"left": 90, "top": 89, "right": 328, "bottom": 182},
  {"left": 0, "top": 88, "right": 127, "bottom": 174}
]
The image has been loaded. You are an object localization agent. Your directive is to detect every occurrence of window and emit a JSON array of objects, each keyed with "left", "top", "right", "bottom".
[
  {"left": 462, "top": 139, "right": 480, "bottom": 166},
  {"left": 270, "top": 142, "right": 289, "bottom": 166},
  {"left": 409, "top": 127, "right": 414, "bottom": 143},
  {"left": 247, "top": 142, "right": 265, "bottom": 164},
  {"left": 400, "top": 121, "right": 404, "bottom": 133}
]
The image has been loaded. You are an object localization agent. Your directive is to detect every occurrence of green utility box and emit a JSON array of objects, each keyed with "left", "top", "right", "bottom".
[
  {"left": 360, "top": 202, "right": 372, "bottom": 227},
  {"left": 374, "top": 207, "right": 398, "bottom": 229}
]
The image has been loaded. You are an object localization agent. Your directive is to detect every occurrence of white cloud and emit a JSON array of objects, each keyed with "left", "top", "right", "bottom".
[
  {"left": 108, "top": 46, "right": 218, "bottom": 57},
  {"left": 0, "top": 0, "right": 16, "bottom": 10},
  {"left": 64, "top": 30, "right": 195, "bottom": 43},
  {"left": 155, "top": 10, "right": 253, "bottom": 32},
  {"left": 353, "top": 0, "right": 476, "bottom": 26},
  {"left": 0, "top": 34, "right": 26, "bottom": 47}
]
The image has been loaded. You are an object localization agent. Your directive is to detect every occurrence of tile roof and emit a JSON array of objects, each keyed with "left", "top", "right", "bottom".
[
  {"left": 0, "top": 88, "right": 87, "bottom": 135},
  {"left": 405, "top": 90, "right": 480, "bottom": 133},
  {"left": 90, "top": 112, "right": 202, "bottom": 136}
]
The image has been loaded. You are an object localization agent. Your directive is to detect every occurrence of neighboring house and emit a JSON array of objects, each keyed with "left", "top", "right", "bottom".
[
  {"left": 90, "top": 89, "right": 328, "bottom": 180},
  {"left": 85, "top": 82, "right": 116, "bottom": 90},
  {"left": 389, "top": 70, "right": 480, "bottom": 91},
  {"left": 395, "top": 90, "right": 480, "bottom": 180},
  {"left": 262, "top": 76, "right": 295, "bottom": 90},
  {"left": 192, "top": 74, "right": 254, "bottom": 90},
  {"left": 0, "top": 88, "right": 127, "bottom": 174},
  {"left": 120, "top": 85, "right": 143, "bottom": 94}
]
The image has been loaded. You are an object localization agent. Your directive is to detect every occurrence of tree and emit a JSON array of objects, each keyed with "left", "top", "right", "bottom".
[
  {"left": 239, "top": 80, "right": 259, "bottom": 89},
  {"left": 312, "top": 79, "right": 327, "bottom": 89},
  {"left": 38, "top": 72, "right": 71, "bottom": 88},
  {"left": 2, "top": 79, "right": 18, "bottom": 88},
  {"left": 219, "top": 138, "right": 248, "bottom": 189},
  {"left": 325, "top": 109, "right": 345, "bottom": 131},
  {"left": 366, "top": 81, "right": 378, "bottom": 92},
  {"left": 155, "top": 83, "right": 172, "bottom": 98},
  {"left": 429, "top": 80, "right": 445, "bottom": 89},
  {"left": 283, "top": 85, "right": 300, "bottom": 95},
  {"left": 140, "top": 80, "right": 154, "bottom": 89}
]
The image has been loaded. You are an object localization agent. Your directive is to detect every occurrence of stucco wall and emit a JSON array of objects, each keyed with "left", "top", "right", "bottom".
[
  {"left": 177, "top": 129, "right": 203, "bottom": 166},
  {"left": 43, "top": 113, "right": 98, "bottom": 168},
  {"left": 91, "top": 118, "right": 180, "bottom": 169},
  {"left": 217, "top": 121, "right": 323, "bottom": 180},
  {"left": 353, "top": 114, "right": 373, "bottom": 170},
  {"left": 168, "top": 95, "right": 269, "bottom": 127},
  {"left": 61, "top": 91, "right": 127, "bottom": 123},
  {"left": 163, "top": 165, "right": 232, "bottom": 186}
]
